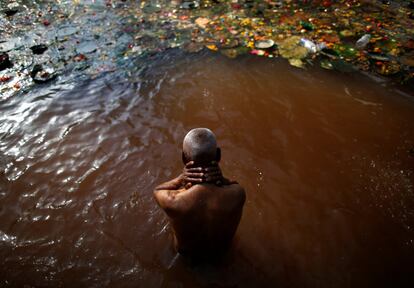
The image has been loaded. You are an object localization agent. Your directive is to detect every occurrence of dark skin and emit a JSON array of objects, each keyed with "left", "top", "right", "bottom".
[{"left": 154, "top": 150, "right": 246, "bottom": 260}]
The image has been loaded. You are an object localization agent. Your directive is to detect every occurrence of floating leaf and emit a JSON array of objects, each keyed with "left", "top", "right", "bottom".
[
  {"left": 280, "top": 46, "right": 308, "bottom": 59},
  {"left": 320, "top": 59, "right": 334, "bottom": 70},
  {"left": 221, "top": 49, "right": 238, "bottom": 58},
  {"left": 289, "top": 58, "right": 305, "bottom": 68},
  {"left": 331, "top": 59, "right": 356, "bottom": 73},
  {"left": 206, "top": 44, "right": 218, "bottom": 51},
  {"left": 339, "top": 30, "right": 355, "bottom": 38},
  {"left": 300, "top": 21, "right": 314, "bottom": 31},
  {"left": 376, "top": 61, "right": 401, "bottom": 75},
  {"left": 278, "top": 36, "right": 308, "bottom": 60},
  {"left": 278, "top": 36, "right": 301, "bottom": 51},
  {"left": 333, "top": 44, "right": 357, "bottom": 59}
]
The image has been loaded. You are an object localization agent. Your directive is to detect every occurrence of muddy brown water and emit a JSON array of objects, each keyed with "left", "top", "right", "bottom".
[{"left": 1, "top": 51, "right": 414, "bottom": 287}]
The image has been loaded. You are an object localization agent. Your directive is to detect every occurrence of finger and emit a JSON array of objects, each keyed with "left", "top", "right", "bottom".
[
  {"left": 186, "top": 177, "right": 204, "bottom": 183},
  {"left": 184, "top": 172, "right": 204, "bottom": 178},
  {"left": 185, "top": 182, "right": 192, "bottom": 189},
  {"left": 185, "top": 161, "right": 195, "bottom": 168},
  {"left": 185, "top": 175, "right": 204, "bottom": 181},
  {"left": 186, "top": 167, "right": 203, "bottom": 172}
]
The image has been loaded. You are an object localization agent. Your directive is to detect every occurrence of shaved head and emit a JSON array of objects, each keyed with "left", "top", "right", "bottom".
[{"left": 183, "top": 128, "right": 218, "bottom": 164}]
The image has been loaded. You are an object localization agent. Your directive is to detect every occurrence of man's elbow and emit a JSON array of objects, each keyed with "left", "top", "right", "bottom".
[
  {"left": 153, "top": 190, "right": 172, "bottom": 209},
  {"left": 153, "top": 191, "right": 178, "bottom": 217},
  {"left": 153, "top": 189, "right": 164, "bottom": 206}
]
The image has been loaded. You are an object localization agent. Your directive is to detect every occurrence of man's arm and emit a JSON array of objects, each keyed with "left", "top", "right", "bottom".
[
  {"left": 154, "top": 161, "right": 204, "bottom": 191},
  {"left": 153, "top": 161, "right": 204, "bottom": 215},
  {"left": 154, "top": 176, "right": 183, "bottom": 191},
  {"left": 153, "top": 188, "right": 181, "bottom": 216}
]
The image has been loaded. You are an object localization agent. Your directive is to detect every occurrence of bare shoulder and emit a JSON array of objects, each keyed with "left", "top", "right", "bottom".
[
  {"left": 221, "top": 183, "right": 246, "bottom": 204},
  {"left": 153, "top": 188, "right": 195, "bottom": 216}
]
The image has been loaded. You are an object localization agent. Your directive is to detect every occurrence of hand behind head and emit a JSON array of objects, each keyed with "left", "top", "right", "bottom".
[{"left": 182, "top": 161, "right": 224, "bottom": 187}]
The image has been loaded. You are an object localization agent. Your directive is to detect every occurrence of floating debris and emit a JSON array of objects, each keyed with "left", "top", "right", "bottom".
[
  {"left": 289, "top": 58, "right": 305, "bottom": 68},
  {"left": 0, "top": 75, "right": 12, "bottom": 83},
  {"left": 30, "top": 44, "right": 48, "bottom": 55},
  {"left": 1, "top": 0, "right": 414, "bottom": 97},
  {"left": 3, "top": 2, "right": 20, "bottom": 17},
  {"left": 300, "top": 21, "right": 314, "bottom": 31},
  {"left": 142, "top": 4, "right": 161, "bottom": 14},
  {"left": 368, "top": 53, "right": 391, "bottom": 62},
  {"left": 340, "top": 30, "right": 355, "bottom": 38},
  {"left": 30, "top": 65, "right": 57, "bottom": 84},
  {"left": 74, "top": 54, "right": 87, "bottom": 62},
  {"left": 330, "top": 59, "right": 356, "bottom": 73},
  {"left": 300, "top": 38, "right": 326, "bottom": 53},
  {"left": 251, "top": 49, "right": 266, "bottom": 56},
  {"left": 77, "top": 41, "right": 98, "bottom": 54},
  {"left": 181, "top": 1, "right": 199, "bottom": 10},
  {"left": 221, "top": 48, "right": 239, "bottom": 59},
  {"left": 356, "top": 34, "right": 371, "bottom": 49},
  {"left": 255, "top": 40, "right": 274, "bottom": 49},
  {"left": 206, "top": 44, "right": 218, "bottom": 51},
  {"left": 195, "top": 17, "right": 210, "bottom": 29},
  {"left": 278, "top": 36, "right": 308, "bottom": 61},
  {"left": 57, "top": 26, "right": 78, "bottom": 38},
  {"left": 375, "top": 61, "right": 401, "bottom": 76},
  {"left": 0, "top": 53, "right": 12, "bottom": 71},
  {"left": 320, "top": 59, "right": 334, "bottom": 70}
]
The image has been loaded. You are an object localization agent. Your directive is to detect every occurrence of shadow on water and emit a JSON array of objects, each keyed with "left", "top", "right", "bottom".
[{"left": 0, "top": 49, "right": 414, "bottom": 287}]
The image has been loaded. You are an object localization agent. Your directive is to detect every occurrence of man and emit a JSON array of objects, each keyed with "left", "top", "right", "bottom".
[{"left": 154, "top": 128, "right": 246, "bottom": 261}]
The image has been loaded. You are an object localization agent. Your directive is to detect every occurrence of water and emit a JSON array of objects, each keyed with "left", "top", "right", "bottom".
[{"left": 1, "top": 49, "right": 414, "bottom": 287}]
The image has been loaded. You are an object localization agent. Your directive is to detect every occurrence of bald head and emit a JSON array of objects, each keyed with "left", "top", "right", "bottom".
[{"left": 183, "top": 128, "right": 219, "bottom": 164}]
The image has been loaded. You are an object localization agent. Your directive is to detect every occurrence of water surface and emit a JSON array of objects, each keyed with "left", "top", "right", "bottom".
[{"left": 1, "top": 51, "right": 414, "bottom": 287}]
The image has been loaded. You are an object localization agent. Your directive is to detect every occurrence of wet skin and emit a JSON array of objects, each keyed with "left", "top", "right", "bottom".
[{"left": 154, "top": 161, "right": 246, "bottom": 260}]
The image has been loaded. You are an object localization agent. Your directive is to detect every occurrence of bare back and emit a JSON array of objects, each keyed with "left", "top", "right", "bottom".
[{"left": 162, "top": 183, "right": 246, "bottom": 257}]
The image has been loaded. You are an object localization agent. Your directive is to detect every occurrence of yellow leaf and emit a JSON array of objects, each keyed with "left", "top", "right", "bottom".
[{"left": 206, "top": 44, "right": 218, "bottom": 51}]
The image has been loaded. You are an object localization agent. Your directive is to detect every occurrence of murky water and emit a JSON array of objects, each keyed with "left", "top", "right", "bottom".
[{"left": 1, "top": 50, "right": 414, "bottom": 287}]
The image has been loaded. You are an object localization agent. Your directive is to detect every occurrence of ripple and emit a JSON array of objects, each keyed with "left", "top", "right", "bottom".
[
  {"left": 0, "top": 230, "right": 17, "bottom": 246},
  {"left": 0, "top": 51, "right": 414, "bottom": 287}
]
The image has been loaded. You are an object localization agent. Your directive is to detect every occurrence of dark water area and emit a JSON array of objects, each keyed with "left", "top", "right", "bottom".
[{"left": 1, "top": 50, "right": 414, "bottom": 287}]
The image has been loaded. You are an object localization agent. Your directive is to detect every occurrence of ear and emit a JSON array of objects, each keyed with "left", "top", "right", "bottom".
[
  {"left": 216, "top": 147, "right": 221, "bottom": 162},
  {"left": 182, "top": 151, "right": 187, "bottom": 165}
]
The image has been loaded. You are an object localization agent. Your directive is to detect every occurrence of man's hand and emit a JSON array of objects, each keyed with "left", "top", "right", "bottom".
[
  {"left": 181, "top": 161, "right": 223, "bottom": 188},
  {"left": 180, "top": 161, "right": 204, "bottom": 188},
  {"left": 203, "top": 161, "right": 224, "bottom": 185},
  {"left": 154, "top": 161, "right": 203, "bottom": 191},
  {"left": 181, "top": 161, "right": 236, "bottom": 188},
  {"left": 204, "top": 162, "right": 238, "bottom": 186}
]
